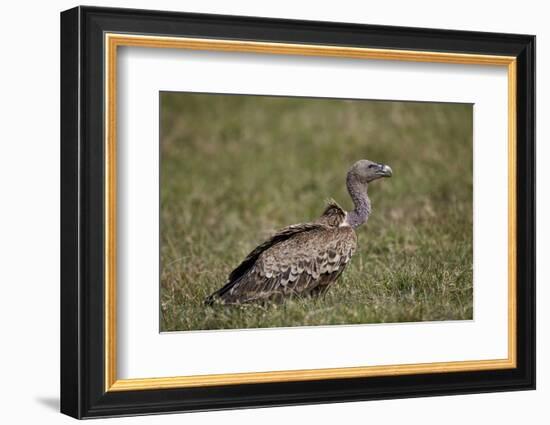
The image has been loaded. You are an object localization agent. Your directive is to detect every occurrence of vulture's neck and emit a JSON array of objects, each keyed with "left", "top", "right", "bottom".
[{"left": 346, "top": 174, "right": 371, "bottom": 228}]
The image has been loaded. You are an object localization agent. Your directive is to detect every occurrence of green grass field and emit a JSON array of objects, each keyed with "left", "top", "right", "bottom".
[{"left": 160, "top": 93, "right": 473, "bottom": 332}]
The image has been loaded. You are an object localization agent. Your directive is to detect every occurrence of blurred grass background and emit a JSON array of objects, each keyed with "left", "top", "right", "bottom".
[{"left": 160, "top": 92, "right": 473, "bottom": 332}]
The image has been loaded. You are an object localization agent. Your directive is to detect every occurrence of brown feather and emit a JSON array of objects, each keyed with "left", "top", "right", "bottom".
[{"left": 206, "top": 201, "right": 357, "bottom": 305}]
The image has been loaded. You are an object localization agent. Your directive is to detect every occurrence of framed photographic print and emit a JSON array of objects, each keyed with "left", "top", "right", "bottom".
[{"left": 60, "top": 6, "right": 535, "bottom": 419}]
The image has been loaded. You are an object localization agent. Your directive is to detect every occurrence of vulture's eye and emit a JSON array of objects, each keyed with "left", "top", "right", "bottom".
[{"left": 368, "top": 164, "right": 378, "bottom": 169}]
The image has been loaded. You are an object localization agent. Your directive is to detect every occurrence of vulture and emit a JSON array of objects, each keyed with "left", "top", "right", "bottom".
[{"left": 205, "top": 159, "right": 392, "bottom": 305}]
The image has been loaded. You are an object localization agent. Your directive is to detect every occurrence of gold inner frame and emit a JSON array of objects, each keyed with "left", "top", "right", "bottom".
[{"left": 104, "top": 33, "right": 518, "bottom": 392}]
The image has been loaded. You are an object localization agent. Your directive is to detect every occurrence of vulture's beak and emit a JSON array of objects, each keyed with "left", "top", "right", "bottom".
[{"left": 377, "top": 164, "right": 393, "bottom": 177}]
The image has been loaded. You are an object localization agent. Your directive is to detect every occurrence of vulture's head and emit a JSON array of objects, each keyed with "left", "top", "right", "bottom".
[{"left": 348, "top": 159, "right": 393, "bottom": 184}]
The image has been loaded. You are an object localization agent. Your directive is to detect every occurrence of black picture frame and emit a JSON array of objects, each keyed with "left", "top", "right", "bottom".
[{"left": 61, "top": 5, "right": 535, "bottom": 419}]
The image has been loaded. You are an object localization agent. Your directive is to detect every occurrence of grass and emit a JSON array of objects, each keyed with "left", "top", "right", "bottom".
[{"left": 159, "top": 92, "right": 473, "bottom": 332}]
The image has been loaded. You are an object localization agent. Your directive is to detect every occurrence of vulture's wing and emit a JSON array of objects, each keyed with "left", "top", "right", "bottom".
[{"left": 206, "top": 224, "right": 356, "bottom": 304}]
